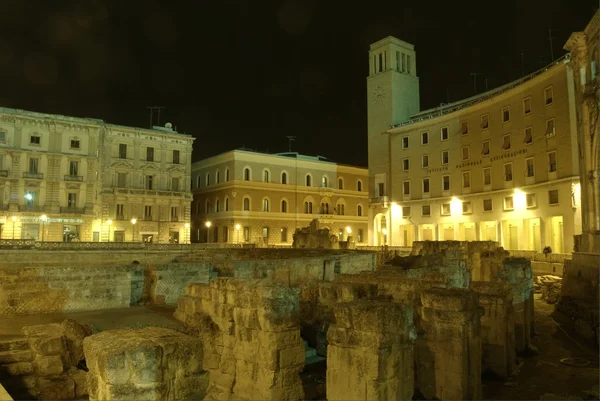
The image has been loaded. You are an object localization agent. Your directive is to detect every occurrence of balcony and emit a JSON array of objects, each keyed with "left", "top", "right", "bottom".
[
  {"left": 0, "top": 170, "right": 8, "bottom": 177},
  {"left": 23, "top": 172, "right": 43, "bottom": 179},
  {"left": 370, "top": 196, "right": 389, "bottom": 204},
  {"left": 60, "top": 207, "right": 85, "bottom": 214},
  {"left": 64, "top": 175, "right": 83, "bottom": 182}
]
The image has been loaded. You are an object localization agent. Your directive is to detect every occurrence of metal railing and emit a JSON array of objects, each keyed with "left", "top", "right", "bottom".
[
  {"left": 23, "top": 172, "right": 43, "bottom": 179},
  {"left": 64, "top": 175, "right": 83, "bottom": 182}
]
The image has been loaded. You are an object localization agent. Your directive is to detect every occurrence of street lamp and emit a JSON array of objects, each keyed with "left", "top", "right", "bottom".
[
  {"left": 205, "top": 221, "right": 212, "bottom": 243},
  {"left": 131, "top": 218, "right": 137, "bottom": 242},
  {"left": 11, "top": 216, "right": 16, "bottom": 240},
  {"left": 107, "top": 219, "right": 112, "bottom": 242},
  {"left": 184, "top": 223, "right": 190, "bottom": 244},
  {"left": 345, "top": 226, "right": 352, "bottom": 241},
  {"left": 235, "top": 224, "right": 241, "bottom": 243},
  {"left": 40, "top": 215, "right": 47, "bottom": 242}
]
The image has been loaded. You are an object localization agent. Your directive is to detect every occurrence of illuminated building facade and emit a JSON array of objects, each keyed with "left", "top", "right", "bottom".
[
  {"left": 0, "top": 107, "right": 194, "bottom": 242},
  {"left": 190, "top": 150, "right": 369, "bottom": 246},
  {"left": 367, "top": 37, "right": 584, "bottom": 252}
]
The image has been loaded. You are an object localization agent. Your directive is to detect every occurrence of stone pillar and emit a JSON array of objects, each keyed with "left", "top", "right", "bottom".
[
  {"left": 326, "top": 301, "right": 416, "bottom": 401},
  {"left": 418, "top": 288, "right": 483, "bottom": 401},
  {"left": 470, "top": 281, "right": 516, "bottom": 378}
]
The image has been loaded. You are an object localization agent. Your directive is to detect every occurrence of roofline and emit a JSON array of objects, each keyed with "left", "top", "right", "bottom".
[{"left": 369, "top": 36, "right": 415, "bottom": 51}]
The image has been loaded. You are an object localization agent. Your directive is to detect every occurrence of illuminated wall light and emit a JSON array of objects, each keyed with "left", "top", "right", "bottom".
[
  {"left": 450, "top": 197, "right": 462, "bottom": 216},
  {"left": 571, "top": 183, "right": 581, "bottom": 208},
  {"left": 513, "top": 189, "right": 527, "bottom": 211},
  {"left": 391, "top": 202, "right": 402, "bottom": 218}
]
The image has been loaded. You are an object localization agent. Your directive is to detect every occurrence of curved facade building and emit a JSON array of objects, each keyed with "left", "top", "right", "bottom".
[{"left": 367, "top": 36, "right": 585, "bottom": 253}]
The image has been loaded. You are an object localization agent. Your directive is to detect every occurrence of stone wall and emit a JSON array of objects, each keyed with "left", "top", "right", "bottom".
[
  {"left": 83, "top": 327, "right": 207, "bottom": 400},
  {"left": 0, "top": 263, "right": 212, "bottom": 315},
  {"left": 326, "top": 301, "right": 416, "bottom": 401},
  {"left": 174, "top": 279, "right": 305, "bottom": 401}
]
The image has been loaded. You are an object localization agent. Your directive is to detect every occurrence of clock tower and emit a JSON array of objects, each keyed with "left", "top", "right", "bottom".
[{"left": 367, "top": 37, "right": 420, "bottom": 244}]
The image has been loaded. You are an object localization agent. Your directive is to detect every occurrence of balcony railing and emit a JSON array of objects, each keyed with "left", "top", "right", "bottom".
[
  {"left": 64, "top": 175, "right": 83, "bottom": 182},
  {"left": 60, "top": 207, "right": 85, "bottom": 214},
  {"left": 23, "top": 172, "right": 43, "bottom": 179},
  {"left": 0, "top": 170, "right": 8, "bottom": 177},
  {"left": 370, "top": 196, "right": 389, "bottom": 204}
]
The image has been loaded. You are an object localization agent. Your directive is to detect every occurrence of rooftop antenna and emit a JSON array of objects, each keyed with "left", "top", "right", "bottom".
[
  {"left": 520, "top": 49, "right": 528, "bottom": 76},
  {"left": 146, "top": 107, "right": 154, "bottom": 129},
  {"left": 154, "top": 106, "right": 165, "bottom": 126},
  {"left": 470, "top": 72, "right": 483, "bottom": 94},
  {"left": 547, "top": 29, "right": 556, "bottom": 61},
  {"left": 146, "top": 106, "right": 166, "bottom": 128},
  {"left": 287, "top": 136, "right": 296, "bottom": 152}
]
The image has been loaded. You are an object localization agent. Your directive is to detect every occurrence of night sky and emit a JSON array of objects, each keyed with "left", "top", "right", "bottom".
[{"left": 0, "top": 0, "right": 597, "bottom": 167}]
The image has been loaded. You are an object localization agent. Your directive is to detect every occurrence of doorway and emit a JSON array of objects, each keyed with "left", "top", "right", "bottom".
[{"left": 551, "top": 216, "right": 564, "bottom": 253}]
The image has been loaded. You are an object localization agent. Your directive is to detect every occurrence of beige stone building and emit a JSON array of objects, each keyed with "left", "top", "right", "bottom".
[
  {"left": 0, "top": 107, "right": 194, "bottom": 243},
  {"left": 367, "top": 36, "right": 584, "bottom": 253},
  {"left": 190, "top": 150, "right": 369, "bottom": 246},
  {"left": 564, "top": 10, "right": 599, "bottom": 253}
]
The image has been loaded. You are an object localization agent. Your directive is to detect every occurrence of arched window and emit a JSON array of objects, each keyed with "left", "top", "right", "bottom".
[
  {"left": 244, "top": 168, "right": 250, "bottom": 181},
  {"left": 306, "top": 175, "right": 312, "bottom": 187},
  {"left": 215, "top": 199, "right": 220, "bottom": 212},
  {"left": 281, "top": 199, "right": 287, "bottom": 213},
  {"left": 225, "top": 197, "right": 229, "bottom": 211},
  {"left": 338, "top": 178, "right": 343, "bottom": 190},
  {"left": 243, "top": 197, "right": 250, "bottom": 211},
  {"left": 225, "top": 168, "right": 230, "bottom": 182},
  {"left": 321, "top": 176, "right": 328, "bottom": 188},
  {"left": 263, "top": 170, "right": 270, "bottom": 183},
  {"left": 320, "top": 203, "right": 330, "bottom": 214},
  {"left": 205, "top": 199, "right": 211, "bottom": 213},
  {"left": 357, "top": 180, "right": 362, "bottom": 192},
  {"left": 281, "top": 172, "right": 287, "bottom": 184},
  {"left": 263, "top": 198, "right": 269, "bottom": 212},
  {"left": 216, "top": 170, "right": 220, "bottom": 184},
  {"left": 336, "top": 203, "right": 345, "bottom": 215},
  {"left": 357, "top": 205, "right": 362, "bottom": 216},
  {"left": 304, "top": 201, "right": 313, "bottom": 214},
  {"left": 205, "top": 173, "right": 210, "bottom": 186},
  {"left": 196, "top": 176, "right": 201, "bottom": 188}
]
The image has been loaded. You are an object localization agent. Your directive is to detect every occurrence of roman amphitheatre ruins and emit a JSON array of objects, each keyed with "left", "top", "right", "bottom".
[{"left": 0, "top": 231, "right": 598, "bottom": 401}]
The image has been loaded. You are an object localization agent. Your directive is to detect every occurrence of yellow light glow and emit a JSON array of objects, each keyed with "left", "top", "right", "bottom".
[
  {"left": 572, "top": 183, "right": 581, "bottom": 208},
  {"left": 131, "top": 218, "right": 137, "bottom": 225},
  {"left": 41, "top": 214, "right": 47, "bottom": 221},
  {"left": 205, "top": 221, "right": 212, "bottom": 228},
  {"left": 235, "top": 224, "right": 241, "bottom": 230},
  {"left": 346, "top": 226, "right": 352, "bottom": 234},
  {"left": 450, "top": 197, "right": 462, "bottom": 216},
  {"left": 11, "top": 216, "right": 16, "bottom": 222},
  {"left": 382, "top": 228, "right": 388, "bottom": 235},
  {"left": 513, "top": 189, "right": 526, "bottom": 210},
  {"left": 391, "top": 202, "right": 401, "bottom": 218},
  {"left": 107, "top": 219, "right": 112, "bottom": 225},
  {"left": 184, "top": 223, "right": 190, "bottom": 228}
]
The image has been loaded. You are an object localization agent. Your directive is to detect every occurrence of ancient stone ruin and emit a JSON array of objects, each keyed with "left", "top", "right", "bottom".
[{"left": 292, "top": 219, "right": 351, "bottom": 249}]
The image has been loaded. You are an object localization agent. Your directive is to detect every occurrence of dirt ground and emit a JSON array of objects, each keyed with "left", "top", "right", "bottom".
[{"left": 484, "top": 294, "right": 600, "bottom": 400}]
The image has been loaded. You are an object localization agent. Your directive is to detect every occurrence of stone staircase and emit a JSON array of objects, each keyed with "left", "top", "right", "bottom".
[
  {"left": 304, "top": 339, "right": 325, "bottom": 366},
  {"left": 0, "top": 337, "right": 37, "bottom": 400}
]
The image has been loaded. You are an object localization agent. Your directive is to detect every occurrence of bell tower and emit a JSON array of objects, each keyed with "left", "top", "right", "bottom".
[{"left": 367, "top": 37, "right": 420, "bottom": 198}]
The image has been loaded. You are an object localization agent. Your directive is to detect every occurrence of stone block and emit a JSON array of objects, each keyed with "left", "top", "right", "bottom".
[
  {"left": 37, "top": 375, "right": 75, "bottom": 401},
  {"left": 279, "top": 346, "right": 305, "bottom": 369},
  {"left": 421, "top": 288, "right": 478, "bottom": 311},
  {"left": 174, "top": 373, "right": 209, "bottom": 401},
  {"left": 233, "top": 307, "right": 260, "bottom": 330},
  {"left": 3, "top": 361, "right": 34, "bottom": 376},
  {"left": 33, "top": 355, "right": 64, "bottom": 376},
  {"left": 61, "top": 318, "right": 92, "bottom": 366},
  {"left": 0, "top": 350, "right": 34, "bottom": 364},
  {"left": 28, "top": 335, "right": 65, "bottom": 357},
  {"left": 67, "top": 368, "right": 89, "bottom": 398}
]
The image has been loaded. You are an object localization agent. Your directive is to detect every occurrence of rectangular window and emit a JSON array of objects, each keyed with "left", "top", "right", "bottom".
[
  {"left": 504, "top": 163, "right": 513, "bottom": 181},
  {"left": 422, "top": 154, "right": 429, "bottom": 168},
  {"left": 503, "top": 134, "right": 511, "bottom": 150},
  {"left": 358, "top": 229, "right": 364, "bottom": 243},
  {"left": 422, "top": 178, "right": 430, "bottom": 194},
  {"left": 422, "top": 205, "right": 431, "bottom": 216},
  {"left": 402, "top": 181, "right": 410, "bottom": 195},
  {"left": 116, "top": 204, "right": 125, "bottom": 219},
  {"left": 144, "top": 205, "right": 152, "bottom": 219},
  {"left": 526, "top": 158, "right": 535, "bottom": 177},
  {"left": 524, "top": 127, "right": 533, "bottom": 144},
  {"left": 407, "top": 55, "right": 412, "bottom": 74},
  {"left": 171, "top": 206, "right": 178, "bottom": 220},
  {"left": 545, "top": 119, "right": 555, "bottom": 137},
  {"left": 441, "top": 203, "right": 450, "bottom": 216},
  {"left": 462, "top": 171, "right": 471, "bottom": 188},
  {"left": 146, "top": 175, "right": 153, "bottom": 190},
  {"left": 262, "top": 227, "right": 269, "bottom": 239},
  {"left": 402, "top": 158, "right": 410, "bottom": 171},
  {"left": 502, "top": 106, "right": 510, "bottom": 122},
  {"left": 30, "top": 135, "right": 40, "bottom": 145},
  {"left": 70, "top": 139, "right": 80, "bottom": 149},
  {"left": 481, "top": 114, "right": 489, "bottom": 129},
  {"left": 395, "top": 51, "right": 400, "bottom": 71},
  {"left": 504, "top": 196, "right": 514, "bottom": 210},
  {"left": 523, "top": 97, "right": 532, "bottom": 114},
  {"left": 401, "top": 53, "right": 406, "bottom": 72},
  {"left": 0, "top": 131, "right": 5, "bottom": 143},
  {"left": 548, "top": 189, "right": 559, "bottom": 205},
  {"left": 281, "top": 227, "right": 288, "bottom": 243},
  {"left": 402, "top": 206, "right": 411, "bottom": 217},
  {"left": 526, "top": 193, "right": 536, "bottom": 208},
  {"left": 243, "top": 227, "right": 250, "bottom": 242},
  {"left": 402, "top": 137, "right": 409, "bottom": 149},
  {"left": 173, "top": 150, "right": 180, "bottom": 164},
  {"left": 172, "top": 177, "right": 180, "bottom": 191},
  {"left": 441, "top": 150, "right": 449, "bottom": 165},
  {"left": 117, "top": 173, "right": 127, "bottom": 188},
  {"left": 461, "top": 121, "right": 469, "bottom": 135},
  {"left": 223, "top": 227, "right": 229, "bottom": 242},
  {"left": 146, "top": 147, "right": 154, "bottom": 162},
  {"left": 29, "top": 157, "right": 39, "bottom": 173},
  {"left": 67, "top": 193, "right": 77, "bottom": 208},
  {"left": 483, "top": 199, "right": 493, "bottom": 211},
  {"left": 442, "top": 175, "right": 450, "bottom": 191},
  {"left": 462, "top": 201, "right": 472, "bottom": 214},
  {"left": 548, "top": 151, "right": 557, "bottom": 172},
  {"left": 482, "top": 140, "right": 490, "bottom": 156},
  {"left": 69, "top": 161, "right": 78, "bottom": 176},
  {"left": 119, "top": 144, "right": 127, "bottom": 159},
  {"left": 462, "top": 146, "right": 470, "bottom": 161},
  {"left": 441, "top": 127, "right": 449, "bottom": 141},
  {"left": 483, "top": 167, "right": 491, "bottom": 186},
  {"left": 421, "top": 131, "right": 429, "bottom": 145},
  {"left": 545, "top": 86, "right": 553, "bottom": 105}
]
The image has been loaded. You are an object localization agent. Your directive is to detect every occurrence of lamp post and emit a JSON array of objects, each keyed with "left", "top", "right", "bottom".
[
  {"left": 184, "top": 223, "right": 190, "bottom": 244},
  {"left": 11, "top": 216, "right": 16, "bottom": 240},
  {"left": 107, "top": 219, "right": 112, "bottom": 242},
  {"left": 131, "top": 218, "right": 137, "bottom": 242},
  {"left": 235, "top": 224, "right": 241, "bottom": 243},
  {"left": 40, "top": 214, "right": 47, "bottom": 242},
  {"left": 205, "top": 221, "right": 212, "bottom": 244}
]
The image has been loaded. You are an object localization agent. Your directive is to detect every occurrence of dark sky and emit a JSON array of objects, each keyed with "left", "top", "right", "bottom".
[{"left": 0, "top": 0, "right": 597, "bottom": 167}]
